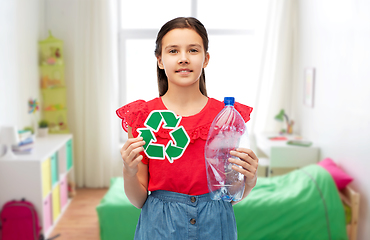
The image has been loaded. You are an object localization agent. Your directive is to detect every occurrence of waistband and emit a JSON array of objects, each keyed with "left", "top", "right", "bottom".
[{"left": 149, "top": 190, "right": 214, "bottom": 205}]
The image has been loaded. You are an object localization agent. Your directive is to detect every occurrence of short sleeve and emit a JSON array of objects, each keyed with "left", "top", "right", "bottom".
[
  {"left": 116, "top": 100, "right": 148, "bottom": 132},
  {"left": 234, "top": 102, "right": 253, "bottom": 123},
  {"left": 116, "top": 100, "right": 150, "bottom": 165}
]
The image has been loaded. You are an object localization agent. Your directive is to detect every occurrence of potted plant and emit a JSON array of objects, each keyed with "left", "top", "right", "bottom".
[{"left": 38, "top": 120, "right": 49, "bottom": 137}]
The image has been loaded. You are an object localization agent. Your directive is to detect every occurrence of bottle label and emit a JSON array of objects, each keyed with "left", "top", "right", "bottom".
[{"left": 137, "top": 110, "right": 190, "bottom": 163}]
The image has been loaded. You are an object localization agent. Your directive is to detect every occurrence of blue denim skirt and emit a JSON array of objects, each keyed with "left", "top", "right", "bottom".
[{"left": 134, "top": 190, "right": 237, "bottom": 240}]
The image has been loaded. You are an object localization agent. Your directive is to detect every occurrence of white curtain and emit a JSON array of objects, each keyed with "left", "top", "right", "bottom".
[
  {"left": 251, "top": 0, "right": 296, "bottom": 136},
  {"left": 69, "top": 0, "right": 121, "bottom": 188}
]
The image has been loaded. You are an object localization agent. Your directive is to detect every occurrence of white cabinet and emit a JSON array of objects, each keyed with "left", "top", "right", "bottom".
[
  {"left": 255, "top": 133, "right": 320, "bottom": 177},
  {"left": 0, "top": 134, "right": 74, "bottom": 238}
]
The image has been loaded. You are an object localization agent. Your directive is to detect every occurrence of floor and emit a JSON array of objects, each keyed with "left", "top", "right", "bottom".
[{"left": 49, "top": 188, "right": 108, "bottom": 240}]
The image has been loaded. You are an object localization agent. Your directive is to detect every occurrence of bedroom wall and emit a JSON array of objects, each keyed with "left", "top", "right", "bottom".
[
  {"left": 2, "top": 0, "right": 369, "bottom": 238},
  {"left": 292, "top": 1, "right": 370, "bottom": 239},
  {"left": 0, "top": 0, "right": 45, "bottom": 129}
]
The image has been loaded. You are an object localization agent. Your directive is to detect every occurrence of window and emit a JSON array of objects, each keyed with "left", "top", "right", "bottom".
[{"left": 118, "top": 0, "right": 268, "bottom": 140}]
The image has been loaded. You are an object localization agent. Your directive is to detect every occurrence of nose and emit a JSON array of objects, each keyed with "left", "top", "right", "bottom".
[{"left": 178, "top": 53, "right": 189, "bottom": 64}]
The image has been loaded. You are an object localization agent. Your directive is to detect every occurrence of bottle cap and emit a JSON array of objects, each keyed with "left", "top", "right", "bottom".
[{"left": 224, "top": 97, "right": 235, "bottom": 106}]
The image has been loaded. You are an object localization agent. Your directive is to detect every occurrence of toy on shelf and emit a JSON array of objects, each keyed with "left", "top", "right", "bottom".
[
  {"left": 43, "top": 110, "right": 68, "bottom": 133},
  {"left": 39, "top": 30, "right": 64, "bottom": 66},
  {"left": 39, "top": 31, "right": 65, "bottom": 89},
  {"left": 40, "top": 66, "right": 65, "bottom": 89},
  {"left": 39, "top": 31, "right": 69, "bottom": 133},
  {"left": 44, "top": 104, "right": 65, "bottom": 111}
]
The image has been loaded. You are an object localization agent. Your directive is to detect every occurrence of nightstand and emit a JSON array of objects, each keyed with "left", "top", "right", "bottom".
[{"left": 255, "top": 133, "right": 320, "bottom": 177}]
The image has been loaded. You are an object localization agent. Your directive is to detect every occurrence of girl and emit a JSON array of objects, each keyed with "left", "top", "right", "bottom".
[{"left": 117, "top": 17, "right": 259, "bottom": 240}]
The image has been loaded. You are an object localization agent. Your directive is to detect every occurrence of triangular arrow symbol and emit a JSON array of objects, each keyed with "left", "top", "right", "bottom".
[
  {"left": 145, "top": 111, "right": 163, "bottom": 131},
  {"left": 169, "top": 126, "right": 190, "bottom": 149},
  {"left": 161, "top": 111, "right": 181, "bottom": 128},
  {"left": 137, "top": 128, "right": 156, "bottom": 150},
  {"left": 165, "top": 141, "right": 183, "bottom": 163},
  {"left": 146, "top": 144, "right": 164, "bottom": 159}
]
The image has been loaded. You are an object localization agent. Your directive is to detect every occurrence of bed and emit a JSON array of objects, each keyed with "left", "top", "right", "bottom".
[{"left": 96, "top": 164, "right": 359, "bottom": 240}]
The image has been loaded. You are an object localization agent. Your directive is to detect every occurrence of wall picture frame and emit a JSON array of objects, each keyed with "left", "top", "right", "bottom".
[{"left": 304, "top": 68, "right": 315, "bottom": 108}]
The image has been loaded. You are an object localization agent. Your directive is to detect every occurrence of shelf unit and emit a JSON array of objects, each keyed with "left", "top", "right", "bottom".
[
  {"left": 0, "top": 134, "right": 74, "bottom": 238},
  {"left": 39, "top": 31, "right": 69, "bottom": 133}
]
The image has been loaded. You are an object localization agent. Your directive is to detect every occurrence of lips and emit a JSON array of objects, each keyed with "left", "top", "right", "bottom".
[{"left": 175, "top": 68, "right": 193, "bottom": 73}]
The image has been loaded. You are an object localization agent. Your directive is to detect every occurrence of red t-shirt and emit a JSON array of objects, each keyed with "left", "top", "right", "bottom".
[{"left": 116, "top": 97, "right": 253, "bottom": 195}]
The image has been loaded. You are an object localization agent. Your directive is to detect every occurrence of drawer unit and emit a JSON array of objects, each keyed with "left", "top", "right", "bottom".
[
  {"left": 60, "top": 175, "right": 68, "bottom": 209},
  {"left": 43, "top": 194, "right": 53, "bottom": 233},
  {"left": 52, "top": 184, "right": 61, "bottom": 222},
  {"left": 58, "top": 145, "right": 66, "bottom": 174},
  {"left": 42, "top": 158, "right": 52, "bottom": 198},
  {"left": 0, "top": 134, "right": 74, "bottom": 238},
  {"left": 51, "top": 153, "right": 59, "bottom": 187},
  {"left": 66, "top": 139, "right": 73, "bottom": 171}
]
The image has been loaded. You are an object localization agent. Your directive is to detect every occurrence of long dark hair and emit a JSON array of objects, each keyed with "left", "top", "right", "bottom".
[{"left": 155, "top": 17, "right": 209, "bottom": 97}]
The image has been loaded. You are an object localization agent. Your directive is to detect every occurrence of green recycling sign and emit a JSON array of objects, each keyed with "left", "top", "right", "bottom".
[{"left": 137, "top": 110, "right": 190, "bottom": 163}]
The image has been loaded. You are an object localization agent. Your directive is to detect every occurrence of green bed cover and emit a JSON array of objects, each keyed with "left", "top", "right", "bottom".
[{"left": 96, "top": 165, "right": 348, "bottom": 240}]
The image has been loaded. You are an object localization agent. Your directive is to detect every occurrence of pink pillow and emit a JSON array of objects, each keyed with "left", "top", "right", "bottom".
[{"left": 317, "top": 158, "right": 353, "bottom": 190}]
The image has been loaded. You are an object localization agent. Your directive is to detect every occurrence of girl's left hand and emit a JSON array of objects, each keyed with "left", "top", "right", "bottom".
[{"left": 229, "top": 148, "right": 259, "bottom": 188}]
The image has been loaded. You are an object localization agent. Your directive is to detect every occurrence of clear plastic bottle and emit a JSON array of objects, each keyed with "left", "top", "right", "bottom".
[{"left": 205, "top": 97, "right": 250, "bottom": 202}]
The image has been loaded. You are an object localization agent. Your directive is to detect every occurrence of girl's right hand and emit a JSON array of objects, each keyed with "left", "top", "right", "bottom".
[{"left": 120, "top": 137, "right": 146, "bottom": 177}]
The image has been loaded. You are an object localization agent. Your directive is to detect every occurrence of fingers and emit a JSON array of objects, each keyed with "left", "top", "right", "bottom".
[
  {"left": 120, "top": 137, "right": 146, "bottom": 171},
  {"left": 229, "top": 149, "right": 258, "bottom": 168},
  {"left": 235, "top": 148, "right": 258, "bottom": 163},
  {"left": 121, "top": 137, "right": 145, "bottom": 154},
  {"left": 229, "top": 156, "right": 256, "bottom": 176},
  {"left": 229, "top": 148, "right": 259, "bottom": 186},
  {"left": 121, "top": 137, "right": 145, "bottom": 155}
]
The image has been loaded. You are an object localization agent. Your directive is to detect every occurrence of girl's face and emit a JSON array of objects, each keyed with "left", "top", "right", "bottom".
[{"left": 157, "top": 28, "right": 210, "bottom": 91}]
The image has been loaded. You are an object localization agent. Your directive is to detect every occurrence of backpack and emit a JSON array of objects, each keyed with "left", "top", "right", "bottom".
[
  {"left": 0, "top": 199, "right": 42, "bottom": 240},
  {"left": 0, "top": 199, "right": 61, "bottom": 240}
]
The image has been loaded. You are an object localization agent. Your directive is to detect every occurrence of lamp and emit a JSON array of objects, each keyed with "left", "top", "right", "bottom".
[
  {"left": 274, "top": 109, "right": 294, "bottom": 134},
  {"left": 0, "top": 126, "right": 19, "bottom": 160}
]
